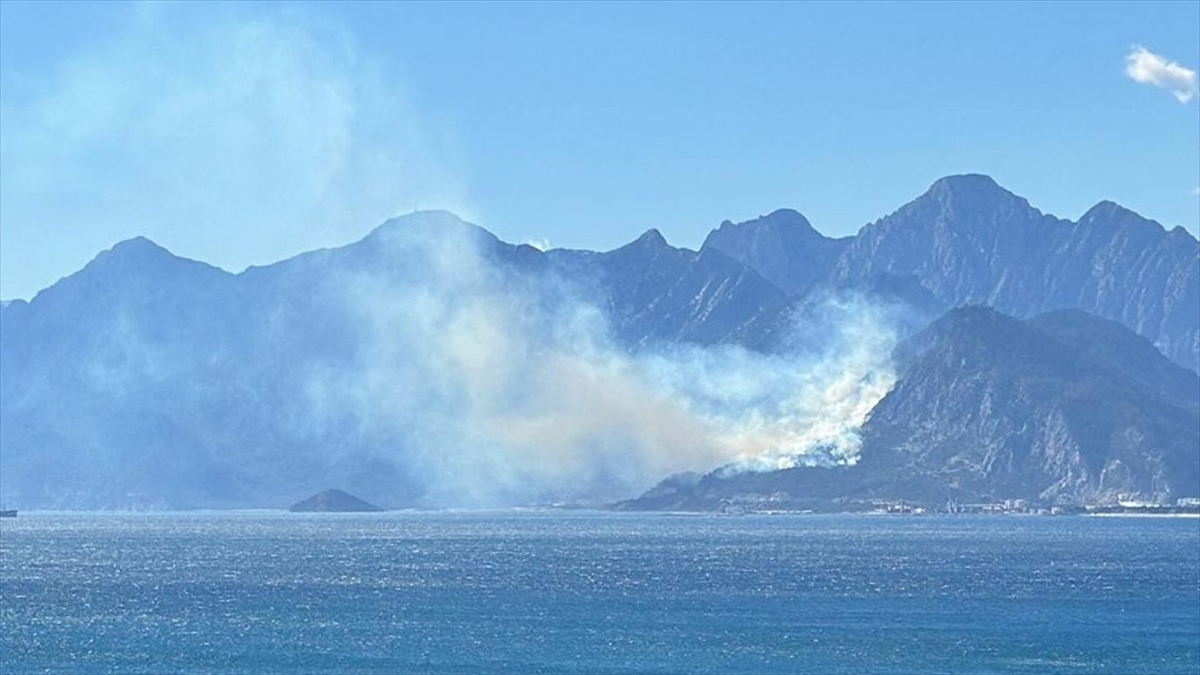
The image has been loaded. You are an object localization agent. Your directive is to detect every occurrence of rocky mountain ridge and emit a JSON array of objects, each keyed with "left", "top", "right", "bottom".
[
  {"left": 707, "top": 175, "right": 1199, "bottom": 371},
  {"left": 619, "top": 307, "right": 1200, "bottom": 511}
]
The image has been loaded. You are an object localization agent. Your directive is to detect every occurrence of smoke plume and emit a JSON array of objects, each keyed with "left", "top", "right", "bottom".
[{"left": 309, "top": 215, "right": 901, "bottom": 506}]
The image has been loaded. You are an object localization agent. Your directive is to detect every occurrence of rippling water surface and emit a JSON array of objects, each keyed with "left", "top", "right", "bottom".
[{"left": 1, "top": 512, "right": 1197, "bottom": 674}]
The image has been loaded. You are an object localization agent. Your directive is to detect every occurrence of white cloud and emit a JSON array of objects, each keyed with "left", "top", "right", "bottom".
[
  {"left": 1124, "top": 46, "right": 1198, "bottom": 103},
  {"left": 1192, "top": 187, "right": 1200, "bottom": 197},
  {"left": 524, "top": 237, "right": 551, "bottom": 251},
  {"left": 0, "top": 4, "right": 470, "bottom": 299}
]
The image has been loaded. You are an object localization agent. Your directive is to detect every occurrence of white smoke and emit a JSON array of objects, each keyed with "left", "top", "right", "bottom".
[
  {"left": 649, "top": 297, "right": 899, "bottom": 473},
  {"left": 311, "top": 215, "right": 901, "bottom": 507},
  {"left": 0, "top": 3, "right": 470, "bottom": 300}
]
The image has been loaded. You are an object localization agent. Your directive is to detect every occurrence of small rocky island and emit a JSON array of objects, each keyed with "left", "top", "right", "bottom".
[{"left": 289, "top": 489, "right": 383, "bottom": 513}]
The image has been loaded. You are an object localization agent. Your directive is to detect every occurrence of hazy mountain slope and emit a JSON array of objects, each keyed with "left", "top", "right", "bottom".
[
  {"left": 730, "top": 272, "right": 947, "bottom": 354},
  {"left": 0, "top": 213, "right": 505, "bottom": 508},
  {"left": 0, "top": 212, "right": 789, "bottom": 508},
  {"left": 0, "top": 239, "right": 273, "bottom": 508}
]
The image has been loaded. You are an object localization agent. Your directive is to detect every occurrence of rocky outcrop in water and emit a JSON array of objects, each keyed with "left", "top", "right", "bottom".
[{"left": 289, "top": 489, "right": 383, "bottom": 512}]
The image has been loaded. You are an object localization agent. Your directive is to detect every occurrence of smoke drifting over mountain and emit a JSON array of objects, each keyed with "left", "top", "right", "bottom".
[
  {"left": 0, "top": 3, "right": 469, "bottom": 300},
  {"left": 4, "top": 174, "right": 1194, "bottom": 511},
  {"left": 309, "top": 219, "right": 900, "bottom": 506}
]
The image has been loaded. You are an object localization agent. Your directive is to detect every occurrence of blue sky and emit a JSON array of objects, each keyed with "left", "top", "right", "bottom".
[{"left": 1, "top": 1, "right": 1197, "bottom": 300}]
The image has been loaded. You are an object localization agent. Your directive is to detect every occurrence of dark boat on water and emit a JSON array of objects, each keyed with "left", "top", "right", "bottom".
[{"left": 0, "top": 509, "right": 16, "bottom": 518}]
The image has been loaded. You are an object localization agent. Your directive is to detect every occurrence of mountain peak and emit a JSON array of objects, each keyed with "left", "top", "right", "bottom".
[
  {"left": 876, "top": 174, "right": 1039, "bottom": 228},
  {"left": 708, "top": 208, "right": 817, "bottom": 238},
  {"left": 701, "top": 210, "right": 822, "bottom": 252},
  {"left": 760, "top": 208, "right": 814, "bottom": 227},
  {"left": 1168, "top": 225, "right": 1199, "bottom": 243},
  {"left": 634, "top": 228, "right": 669, "bottom": 247},
  {"left": 700, "top": 208, "right": 845, "bottom": 295},
  {"left": 898, "top": 305, "right": 1035, "bottom": 361},
  {"left": 606, "top": 227, "right": 674, "bottom": 257},
  {"left": 920, "top": 174, "right": 1025, "bottom": 206},
  {"left": 362, "top": 210, "right": 503, "bottom": 254},
  {"left": 1076, "top": 201, "right": 1177, "bottom": 240},
  {"left": 25, "top": 234, "right": 229, "bottom": 308},
  {"left": 929, "top": 173, "right": 1002, "bottom": 191},
  {"left": 923, "top": 304, "right": 1010, "bottom": 335},
  {"left": 870, "top": 173, "right": 1041, "bottom": 232},
  {"left": 371, "top": 209, "right": 472, "bottom": 235},
  {"left": 1079, "top": 200, "right": 1147, "bottom": 224},
  {"left": 107, "top": 235, "right": 172, "bottom": 258},
  {"left": 85, "top": 236, "right": 183, "bottom": 274}
]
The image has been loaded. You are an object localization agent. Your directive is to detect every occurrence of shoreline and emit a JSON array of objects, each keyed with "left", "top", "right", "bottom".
[
  {"left": 1087, "top": 512, "right": 1200, "bottom": 518},
  {"left": 4, "top": 507, "right": 1200, "bottom": 519}
]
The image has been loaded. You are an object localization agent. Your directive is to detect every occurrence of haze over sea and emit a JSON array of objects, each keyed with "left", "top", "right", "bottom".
[{"left": 1, "top": 512, "right": 1197, "bottom": 674}]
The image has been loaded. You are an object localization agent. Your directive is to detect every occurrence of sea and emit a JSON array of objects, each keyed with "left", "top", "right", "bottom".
[{"left": 1, "top": 511, "right": 1197, "bottom": 674}]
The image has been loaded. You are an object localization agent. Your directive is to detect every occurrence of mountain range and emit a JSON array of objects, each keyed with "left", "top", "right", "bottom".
[
  {"left": 1, "top": 174, "right": 1197, "bottom": 509},
  {"left": 704, "top": 175, "right": 1198, "bottom": 371}
]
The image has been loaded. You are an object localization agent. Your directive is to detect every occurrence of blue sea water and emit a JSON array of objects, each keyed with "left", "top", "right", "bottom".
[{"left": 1, "top": 512, "right": 1197, "bottom": 674}]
